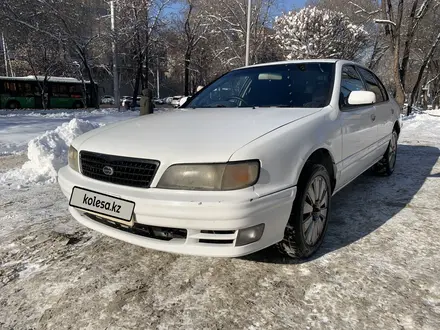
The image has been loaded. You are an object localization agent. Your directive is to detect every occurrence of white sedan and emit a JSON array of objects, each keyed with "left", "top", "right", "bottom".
[
  {"left": 58, "top": 59, "right": 401, "bottom": 258},
  {"left": 170, "top": 96, "right": 183, "bottom": 107},
  {"left": 100, "top": 95, "right": 115, "bottom": 105}
]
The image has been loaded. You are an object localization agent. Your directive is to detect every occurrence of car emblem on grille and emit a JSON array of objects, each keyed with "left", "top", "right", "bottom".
[{"left": 102, "top": 166, "right": 114, "bottom": 176}]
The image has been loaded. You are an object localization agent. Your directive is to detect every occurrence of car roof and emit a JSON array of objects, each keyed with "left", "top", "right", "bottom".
[{"left": 233, "top": 59, "right": 362, "bottom": 71}]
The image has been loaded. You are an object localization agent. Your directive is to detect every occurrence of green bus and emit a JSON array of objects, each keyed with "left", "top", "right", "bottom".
[{"left": 0, "top": 76, "right": 98, "bottom": 109}]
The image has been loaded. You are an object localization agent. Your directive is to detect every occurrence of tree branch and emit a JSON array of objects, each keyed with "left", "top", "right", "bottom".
[{"left": 374, "top": 19, "right": 396, "bottom": 26}]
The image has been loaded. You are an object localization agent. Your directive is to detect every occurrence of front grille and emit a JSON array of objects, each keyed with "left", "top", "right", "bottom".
[{"left": 80, "top": 150, "right": 159, "bottom": 188}]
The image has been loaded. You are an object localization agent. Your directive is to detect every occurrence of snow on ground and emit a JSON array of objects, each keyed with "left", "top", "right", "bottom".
[{"left": 1, "top": 110, "right": 440, "bottom": 329}]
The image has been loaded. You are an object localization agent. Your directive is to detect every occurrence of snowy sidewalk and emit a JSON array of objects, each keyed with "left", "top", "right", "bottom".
[{"left": 0, "top": 110, "right": 440, "bottom": 329}]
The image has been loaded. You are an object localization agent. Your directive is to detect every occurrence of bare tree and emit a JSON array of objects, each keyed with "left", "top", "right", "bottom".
[
  {"left": 342, "top": 0, "right": 436, "bottom": 113},
  {"left": 115, "top": 0, "right": 171, "bottom": 106},
  {"left": 407, "top": 31, "right": 440, "bottom": 111},
  {"left": 182, "top": 0, "right": 209, "bottom": 95},
  {"left": 400, "top": 0, "right": 432, "bottom": 85},
  {"left": 0, "top": 0, "right": 103, "bottom": 108}
]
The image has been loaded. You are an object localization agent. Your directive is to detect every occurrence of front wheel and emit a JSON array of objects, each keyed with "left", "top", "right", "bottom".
[
  {"left": 278, "top": 164, "right": 331, "bottom": 259},
  {"left": 372, "top": 130, "right": 398, "bottom": 176}
]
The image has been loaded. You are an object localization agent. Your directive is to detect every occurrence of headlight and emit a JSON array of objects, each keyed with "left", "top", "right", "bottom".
[
  {"left": 68, "top": 146, "right": 79, "bottom": 172},
  {"left": 157, "top": 160, "right": 260, "bottom": 191}
]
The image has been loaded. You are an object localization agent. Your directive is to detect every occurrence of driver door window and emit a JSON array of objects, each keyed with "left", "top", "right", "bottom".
[
  {"left": 357, "top": 67, "right": 385, "bottom": 103},
  {"left": 339, "top": 65, "right": 365, "bottom": 109}
]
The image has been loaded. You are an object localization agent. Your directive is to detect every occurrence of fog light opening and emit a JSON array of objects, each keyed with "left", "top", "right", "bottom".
[{"left": 236, "top": 224, "right": 265, "bottom": 246}]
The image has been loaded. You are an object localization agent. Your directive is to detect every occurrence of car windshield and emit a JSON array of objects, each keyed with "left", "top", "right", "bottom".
[{"left": 186, "top": 62, "right": 335, "bottom": 109}]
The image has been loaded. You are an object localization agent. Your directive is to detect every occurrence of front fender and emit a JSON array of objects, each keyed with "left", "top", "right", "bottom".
[{"left": 229, "top": 108, "right": 341, "bottom": 198}]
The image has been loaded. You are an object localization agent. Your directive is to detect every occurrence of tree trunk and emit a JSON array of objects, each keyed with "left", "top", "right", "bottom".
[
  {"left": 36, "top": 78, "right": 48, "bottom": 110},
  {"left": 79, "top": 72, "right": 87, "bottom": 109},
  {"left": 433, "top": 94, "right": 440, "bottom": 109},
  {"left": 143, "top": 7, "right": 149, "bottom": 90},
  {"left": 423, "top": 89, "right": 428, "bottom": 110},
  {"left": 368, "top": 35, "right": 379, "bottom": 69},
  {"left": 84, "top": 67, "right": 98, "bottom": 109},
  {"left": 80, "top": 49, "right": 98, "bottom": 109},
  {"left": 41, "top": 79, "right": 48, "bottom": 110},
  {"left": 184, "top": 49, "right": 191, "bottom": 96},
  {"left": 400, "top": 0, "right": 420, "bottom": 87},
  {"left": 130, "top": 21, "right": 144, "bottom": 110},
  {"left": 391, "top": 0, "right": 405, "bottom": 110},
  {"left": 143, "top": 50, "right": 148, "bottom": 90},
  {"left": 132, "top": 58, "right": 142, "bottom": 110},
  {"left": 381, "top": 0, "right": 391, "bottom": 36},
  {"left": 422, "top": 75, "right": 429, "bottom": 109},
  {"left": 393, "top": 43, "right": 405, "bottom": 109}
]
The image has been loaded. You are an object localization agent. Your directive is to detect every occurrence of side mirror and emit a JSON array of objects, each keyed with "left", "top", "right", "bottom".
[{"left": 348, "top": 91, "right": 376, "bottom": 105}]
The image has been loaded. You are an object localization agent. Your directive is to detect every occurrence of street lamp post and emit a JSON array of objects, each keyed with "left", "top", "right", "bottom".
[
  {"left": 245, "top": 0, "right": 251, "bottom": 66},
  {"left": 110, "top": 1, "right": 120, "bottom": 111},
  {"left": 156, "top": 56, "right": 160, "bottom": 99},
  {"left": 2, "top": 33, "right": 8, "bottom": 76}
]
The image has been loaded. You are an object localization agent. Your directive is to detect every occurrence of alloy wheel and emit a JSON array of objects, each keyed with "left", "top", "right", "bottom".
[
  {"left": 302, "top": 175, "right": 329, "bottom": 246},
  {"left": 388, "top": 132, "right": 397, "bottom": 168}
]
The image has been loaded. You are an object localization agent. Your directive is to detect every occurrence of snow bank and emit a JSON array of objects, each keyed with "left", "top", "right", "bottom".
[
  {"left": 0, "top": 108, "right": 140, "bottom": 156},
  {"left": 0, "top": 118, "right": 100, "bottom": 186}
]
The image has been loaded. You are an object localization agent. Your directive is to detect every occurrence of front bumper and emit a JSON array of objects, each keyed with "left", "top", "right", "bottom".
[{"left": 58, "top": 166, "right": 296, "bottom": 257}]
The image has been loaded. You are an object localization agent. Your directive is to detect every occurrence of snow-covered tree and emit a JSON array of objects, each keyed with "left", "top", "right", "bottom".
[{"left": 274, "top": 6, "right": 368, "bottom": 61}]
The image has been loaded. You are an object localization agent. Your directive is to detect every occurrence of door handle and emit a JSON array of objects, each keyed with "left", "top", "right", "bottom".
[{"left": 371, "top": 114, "right": 376, "bottom": 121}]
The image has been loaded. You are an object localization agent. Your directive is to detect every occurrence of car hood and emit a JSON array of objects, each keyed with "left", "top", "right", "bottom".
[{"left": 75, "top": 107, "right": 320, "bottom": 163}]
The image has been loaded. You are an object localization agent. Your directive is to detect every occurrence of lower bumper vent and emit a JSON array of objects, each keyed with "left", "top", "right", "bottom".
[{"left": 85, "top": 213, "right": 187, "bottom": 241}]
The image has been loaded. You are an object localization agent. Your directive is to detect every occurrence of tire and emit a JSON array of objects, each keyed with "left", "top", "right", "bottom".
[
  {"left": 72, "top": 101, "right": 84, "bottom": 109},
  {"left": 372, "top": 130, "right": 398, "bottom": 176},
  {"left": 6, "top": 100, "right": 20, "bottom": 110},
  {"left": 278, "top": 163, "right": 332, "bottom": 259}
]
